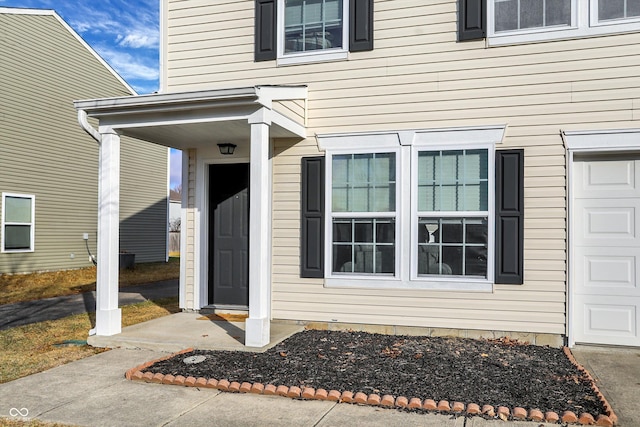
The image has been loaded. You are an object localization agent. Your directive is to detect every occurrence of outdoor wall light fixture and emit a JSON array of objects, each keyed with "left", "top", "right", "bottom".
[{"left": 217, "top": 143, "right": 236, "bottom": 155}]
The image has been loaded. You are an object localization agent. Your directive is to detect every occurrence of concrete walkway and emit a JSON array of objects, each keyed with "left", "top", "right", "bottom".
[
  {"left": 1, "top": 348, "right": 561, "bottom": 427},
  {"left": 572, "top": 345, "right": 640, "bottom": 427},
  {"left": 0, "top": 279, "right": 178, "bottom": 330},
  {"left": 1, "top": 282, "right": 638, "bottom": 426}
]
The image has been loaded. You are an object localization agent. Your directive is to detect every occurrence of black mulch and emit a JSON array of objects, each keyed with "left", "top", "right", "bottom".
[{"left": 143, "top": 329, "right": 604, "bottom": 418}]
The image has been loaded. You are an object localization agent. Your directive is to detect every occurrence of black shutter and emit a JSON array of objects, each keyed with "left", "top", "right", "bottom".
[
  {"left": 301, "top": 156, "right": 325, "bottom": 278},
  {"left": 458, "top": 0, "right": 486, "bottom": 41},
  {"left": 255, "top": 0, "right": 277, "bottom": 61},
  {"left": 495, "top": 149, "right": 524, "bottom": 284},
  {"left": 349, "top": 0, "right": 374, "bottom": 52}
]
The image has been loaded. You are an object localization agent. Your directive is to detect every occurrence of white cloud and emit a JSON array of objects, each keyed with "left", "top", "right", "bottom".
[
  {"left": 119, "top": 31, "right": 158, "bottom": 49},
  {"left": 170, "top": 149, "right": 182, "bottom": 189},
  {"left": 97, "top": 46, "right": 159, "bottom": 81}
]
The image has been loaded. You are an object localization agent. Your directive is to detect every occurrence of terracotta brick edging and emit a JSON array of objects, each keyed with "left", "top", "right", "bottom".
[{"left": 125, "top": 347, "right": 617, "bottom": 426}]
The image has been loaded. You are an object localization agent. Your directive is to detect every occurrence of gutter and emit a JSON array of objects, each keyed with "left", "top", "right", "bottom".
[{"left": 77, "top": 109, "right": 102, "bottom": 144}]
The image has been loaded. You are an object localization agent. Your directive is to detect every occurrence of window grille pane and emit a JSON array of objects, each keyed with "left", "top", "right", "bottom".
[
  {"left": 599, "top": 0, "right": 625, "bottom": 20},
  {"left": 495, "top": 0, "right": 518, "bottom": 31},
  {"left": 520, "top": 0, "right": 544, "bottom": 29},
  {"left": 332, "top": 153, "right": 396, "bottom": 213},
  {"left": 325, "top": 0, "right": 342, "bottom": 21},
  {"left": 4, "top": 225, "right": 31, "bottom": 250},
  {"left": 418, "top": 150, "right": 488, "bottom": 212},
  {"left": 495, "top": 0, "right": 570, "bottom": 32},
  {"left": 598, "top": 0, "right": 640, "bottom": 21},
  {"left": 630, "top": 0, "right": 640, "bottom": 17},
  {"left": 5, "top": 196, "right": 32, "bottom": 223},
  {"left": 333, "top": 220, "right": 352, "bottom": 242},
  {"left": 304, "top": 0, "right": 322, "bottom": 23},
  {"left": 418, "top": 217, "right": 488, "bottom": 277},
  {"left": 332, "top": 186, "right": 348, "bottom": 212},
  {"left": 285, "top": 0, "right": 343, "bottom": 53},
  {"left": 546, "top": 0, "right": 571, "bottom": 25},
  {"left": 332, "top": 218, "right": 395, "bottom": 274}
]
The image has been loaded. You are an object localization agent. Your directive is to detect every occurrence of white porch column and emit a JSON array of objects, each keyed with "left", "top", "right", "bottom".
[
  {"left": 245, "top": 110, "right": 272, "bottom": 347},
  {"left": 94, "top": 127, "right": 121, "bottom": 336}
]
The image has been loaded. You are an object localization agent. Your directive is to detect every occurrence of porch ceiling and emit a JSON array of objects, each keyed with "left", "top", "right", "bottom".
[{"left": 74, "top": 86, "right": 308, "bottom": 150}]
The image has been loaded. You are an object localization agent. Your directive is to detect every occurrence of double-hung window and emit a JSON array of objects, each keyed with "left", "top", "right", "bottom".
[
  {"left": 494, "top": 0, "right": 572, "bottom": 32},
  {"left": 595, "top": 0, "right": 640, "bottom": 23},
  {"left": 284, "top": 0, "right": 345, "bottom": 54},
  {"left": 485, "top": 0, "right": 640, "bottom": 45},
  {"left": 314, "top": 126, "right": 515, "bottom": 290},
  {"left": 255, "top": 0, "right": 373, "bottom": 63},
  {"left": 416, "top": 150, "right": 489, "bottom": 278},
  {"left": 2, "top": 193, "right": 35, "bottom": 252},
  {"left": 331, "top": 152, "right": 396, "bottom": 275}
]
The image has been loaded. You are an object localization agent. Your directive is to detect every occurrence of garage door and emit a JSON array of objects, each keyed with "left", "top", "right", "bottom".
[{"left": 573, "top": 157, "right": 640, "bottom": 346}]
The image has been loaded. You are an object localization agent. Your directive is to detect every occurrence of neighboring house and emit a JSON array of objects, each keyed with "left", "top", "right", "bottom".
[
  {"left": 76, "top": 0, "right": 640, "bottom": 348},
  {"left": 0, "top": 8, "right": 168, "bottom": 274}
]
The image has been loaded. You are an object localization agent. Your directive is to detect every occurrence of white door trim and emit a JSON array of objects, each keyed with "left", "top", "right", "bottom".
[{"left": 563, "top": 128, "right": 640, "bottom": 347}]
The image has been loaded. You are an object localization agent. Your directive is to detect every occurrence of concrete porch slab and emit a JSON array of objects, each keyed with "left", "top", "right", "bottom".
[{"left": 87, "top": 312, "right": 303, "bottom": 352}]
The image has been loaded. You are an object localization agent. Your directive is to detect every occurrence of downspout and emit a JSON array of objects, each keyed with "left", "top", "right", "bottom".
[
  {"left": 78, "top": 110, "right": 102, "bottom": 144},
  {"left": 77, "top": 109, "right": 100, "bottom": 336}
]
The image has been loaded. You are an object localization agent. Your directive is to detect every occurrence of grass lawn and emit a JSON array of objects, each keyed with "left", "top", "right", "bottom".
[
  {"left": 0, "top": 257, "right": 180, "bottom": 305},
  {"left": 0, "top": 296, "right": 179, "bottom": 384}
]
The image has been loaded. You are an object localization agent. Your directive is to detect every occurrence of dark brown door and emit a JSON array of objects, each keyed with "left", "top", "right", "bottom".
[{"left": 208, "top": 163, "right": 249, "bottom": 306}]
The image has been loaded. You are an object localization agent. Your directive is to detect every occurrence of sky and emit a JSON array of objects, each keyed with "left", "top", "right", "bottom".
[{"left": 0, "top": 0, "right": 182, "bottom": 189}]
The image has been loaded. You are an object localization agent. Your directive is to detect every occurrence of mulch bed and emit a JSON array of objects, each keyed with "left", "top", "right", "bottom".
[{"left": 130, "top": 329, "right": 615, "bottom": 424}]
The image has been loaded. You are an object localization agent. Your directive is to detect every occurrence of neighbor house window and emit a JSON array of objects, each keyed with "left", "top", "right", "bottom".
[
  {"left": 417, "top": 150, "right": 489, "bottom": 277},
  {"left": 331, "top": 152, "right": 396, "bottom": 274},
  {"left": 494, "top": 0, "right": 571, "bottom": 32},
  {"left": 2, "top": 193, "right": 35, "bottom": 252},
  {"left": 597, "top": 0, "right": 640, "bottom": 22},
  {"left": 284, "top": 0, "right": 344, "bottom": 53}
]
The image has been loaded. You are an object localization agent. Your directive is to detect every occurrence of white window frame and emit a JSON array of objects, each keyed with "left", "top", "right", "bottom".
[
  {"left": 277, "top": 0, "right": 349, "bottom": 66},
  {"left": 488, "top": 0, "right": 640, "bottom": 46},
  {"left": 317, "top": 125, "right": 505, "bottom": 291},
  {"left": 410, "top": 143, "right": 495, "bottom": 288},
  {"left": 1, "top": 193, "right": 35, "bottom": 253},
  {"left": 325, "top": 145, "right": 402, "bottom": 281}
]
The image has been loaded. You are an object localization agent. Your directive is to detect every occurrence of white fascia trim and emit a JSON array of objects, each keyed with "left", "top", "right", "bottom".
[
  {"left": 562, "top": 128, "right": 640, "bottom": 152},
  {"left": 317, "top": 125, "right": 507, "bottom": 151}
]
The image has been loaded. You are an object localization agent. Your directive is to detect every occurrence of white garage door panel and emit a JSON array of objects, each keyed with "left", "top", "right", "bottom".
[
  {"left": 578, "top": 159, "right": 640, "bottom": 198},
  {"left": 573, "top": 158, "right": 640, "bottom": 347},
  {"left": 574, "top": 200, "right": 640, "bottom": 247},
  {"left": 574, "top": 297, "right": 639, "bottom": 346},
  {"left": 574, "top": 247, "right": 640, "bottom": 296}
]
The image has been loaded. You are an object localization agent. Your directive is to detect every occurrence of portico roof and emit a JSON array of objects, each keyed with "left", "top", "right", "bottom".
[{"left": 74, "top": 85, "right": 308, "bottom": 149}]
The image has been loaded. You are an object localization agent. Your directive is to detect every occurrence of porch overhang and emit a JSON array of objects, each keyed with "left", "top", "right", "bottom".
[
  {"left": 74, "top": 86, "right": 307, "bottom": 347},
  {"left": 74, "top": 85, "right": 308, "bottom": 148}
]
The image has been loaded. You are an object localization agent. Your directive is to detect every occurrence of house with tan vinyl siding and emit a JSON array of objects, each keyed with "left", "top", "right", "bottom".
[
  {"left": 76, "top": 0, "right": 640, "bottom": 348},
  {"left": 0, "top": 8, "right": 168, "bottom": 274}
]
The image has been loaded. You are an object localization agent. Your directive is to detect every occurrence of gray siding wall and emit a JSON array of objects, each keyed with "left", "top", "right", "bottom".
[
  {"left": 0, "top": 12, "right": 167, "bottom": 273},
  {"left": 165, "top": 1, "right": 640, "bottom": 334}
]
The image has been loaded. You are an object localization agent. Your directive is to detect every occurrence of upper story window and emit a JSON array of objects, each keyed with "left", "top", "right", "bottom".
[
  {"left": 494, "top": 0, "right": 571, "bottom": 32},
  {"left": 597, "top": 0, "right": 640, "bottom": 22},
  {"left": 482, "top": 0, "right": 640, "bottom": 45},
  {"left": 2, "top": 193, "right": 35, "bottom": 253},
  {"left": 254, "top": 0, "right": 373, "bottom": 64},
  {"left": 284, "top": 0, "right": 345, "bottom": 54}
]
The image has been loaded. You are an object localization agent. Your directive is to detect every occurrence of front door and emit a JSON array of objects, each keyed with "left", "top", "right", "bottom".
[
  {"left": 573, "top": 155, "right": 640, "bottom": 346},
  {"left": 208, "top": 163, "right": 249, "bottom": 306}
]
